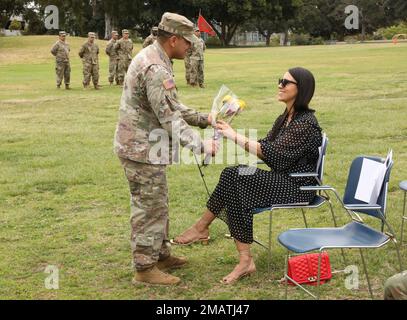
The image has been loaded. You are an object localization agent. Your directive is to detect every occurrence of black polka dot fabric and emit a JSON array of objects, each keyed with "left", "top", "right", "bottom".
[{"left": 207, "top": 111, "right": 323, "bottom": 244}]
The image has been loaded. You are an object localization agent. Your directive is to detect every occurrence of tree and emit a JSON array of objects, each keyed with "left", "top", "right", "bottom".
[
  {"left": 196, "top": 0, "right": 264, "bottom": 46},
  {"left": 9, "top": 19, "right": 22, "bottom": 31},
  {"left": 251, "top": 0, "right": 303, "bottom": 46}
]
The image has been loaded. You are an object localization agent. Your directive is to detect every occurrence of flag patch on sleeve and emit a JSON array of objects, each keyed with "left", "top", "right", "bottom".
[{"left": 163, "top": 78, "right": 175, "bottom": 90}]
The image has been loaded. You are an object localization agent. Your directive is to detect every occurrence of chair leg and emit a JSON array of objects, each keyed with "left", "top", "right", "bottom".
[
  {"left": 328, "top": 201, "right": 347, "bottom": 266},
  {"left": 392, "top": 238, "right": 404, "bottom": 272},
  {"left": 317, "top": 251, "right": 322, "bottom": 300},
  {"left": 401, "top": 192, "right": 406, "bottom": 246},
  {"left": 328, "top": 200, "right": 338, "bottom": 228},
  {"left": 359, "top": 249, "right": 374, "bottom": 300},
  {"left": 268, "top": 212, "right": 273, "bottom": 274},
  {"left": 301, "top": 209, "right": 308, "bottom": 228},
  {"left": 284, "top": 251, "right": 289, "bottom": 300}
]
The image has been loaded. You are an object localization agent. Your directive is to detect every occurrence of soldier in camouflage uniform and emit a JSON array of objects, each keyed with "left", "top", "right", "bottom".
[
  {"left": 51, "top": 31, "right": 71, "bottom": 89},
  {"left": 142, "top": 26, "right": 158, "bottom": 48},
  {"left": 106, "top": 31, "right": 119, "bottom": 85},
  {"left": 189, "top": 28, "right": 206, "bottom": 88},
  {"left": 114, "top": 12, "right": 218, "bottom": 286},
  {"left": 384, "top": 271, "right": 407, "bottom": 300},
  {"left": 184, "top": 46, "right": 192, "bottom": 85},
  {"left": 79, "top": 32, "right": 100, "bottom": 90},
  {"left": 115, "top": 29, "right": 134, "bottom": 86}
]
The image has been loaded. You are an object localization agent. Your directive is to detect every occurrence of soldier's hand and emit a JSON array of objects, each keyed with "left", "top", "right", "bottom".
[{"left": 202, "top": 139, "right": 219, "bottom": 157}]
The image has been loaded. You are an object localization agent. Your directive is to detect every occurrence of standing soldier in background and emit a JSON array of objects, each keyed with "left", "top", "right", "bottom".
[
  {"left": 189, "top": 27, "right": 206, "bottom": 88},
  {"left": 106, "top": 30, "right": 119, "bottom": 86},
  {"left": 51, "top": 31, "right": 71, "bottom": 90},
  {"left": 142, "top": 26, "right": 158, "bottom": 48},
  {"left": 184, "top": 45, "right": 192, "bottom": 85},
  {"left": 114, "top": 12, "right": 218, "bottom": 286},
  {"left": 115, "top": 29, "right": 134, "bottom": 86},
  {"left": 79, "top": 32, "right": 100, "bottom": 90}
]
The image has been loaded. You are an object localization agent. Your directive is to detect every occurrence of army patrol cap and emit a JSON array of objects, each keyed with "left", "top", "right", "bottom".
[
  {"left": 158, "top": 12, "right": 198, "bottom": 44},
  {"left": 152, "top": 27, "right": 159, "bottom": 32},
  {"left": 88, "top": 32, "right": 96, "bottom": 38},
  {"left": 122, "top": 29, "right": 129, "bottom": 34},
  {"left": 59, "top": 31, "right": 66, "bottom": 36},
  {"left": 112, "top": 30, "right": 118, "bottom": 35}
]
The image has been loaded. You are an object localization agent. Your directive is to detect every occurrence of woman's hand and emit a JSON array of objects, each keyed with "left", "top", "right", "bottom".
[{"left": 216, "top": 120, "right": 236, "bottom": 140}]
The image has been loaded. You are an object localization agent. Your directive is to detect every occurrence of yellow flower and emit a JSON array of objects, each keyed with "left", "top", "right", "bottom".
[
  {"left": 238, "top": 99, "right": 247, "bottom": 110},
  {"left": 222, "top": 95, "right": 233, "bottom": 104}
]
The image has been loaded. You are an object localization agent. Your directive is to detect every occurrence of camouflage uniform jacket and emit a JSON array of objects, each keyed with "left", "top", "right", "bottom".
[
  {"left": 114, "top": 42, "right": 209, "bottom": 164},
  {"left": 115, "top": 38, "right": 134, "bottom": 61},
  {"left": 51, "top": 40, "right": 70, "bottom": 63},
  {"left": 190, "top": 38, "right": 206, "bottom": 61},
  {"left": 142, "top": 35, "right": 157, "bottom": 48},
  {"left": 105, "top": 39, "right": 118, "bottom": 59},
  {"left": 78, "top": 41, "right": 99, "bottom": 65}
]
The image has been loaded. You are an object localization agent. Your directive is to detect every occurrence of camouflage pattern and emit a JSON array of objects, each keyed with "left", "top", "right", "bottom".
[
  {"left": 142, "top": 34, "right": 157, "bottom": 48},
  {"left": 51, "top": 40, "right": 70, "bottom": 86},
  {"left": 114, "top": 40, "right": 209, "bottom": 272},
  {"left": 119, "top": 157, "right": 170, "bottom": 271},
  {"left": 184, "top": 48, "right": 192, "bottom": 84},
  {"left": 78, "top": 41, "right": 99, "bottom": 86},
  {"left": 189, "top": 38, "right": 206, "bottom": 86},
  {"left": 115, "top": 38, "right": 134, "bottom": 84},
  {"left": 384, "top": 271, "right": 407, "bottom": 300},
  {"left": 114, "top": 41, "right": 209, "bottom": 165},
  {"left": 106, "top": 38, "right": 119, "bottom": 84}
]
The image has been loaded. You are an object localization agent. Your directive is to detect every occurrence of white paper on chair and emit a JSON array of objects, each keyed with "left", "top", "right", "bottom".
[{"left": 354, "top": 158, "right": 386, "bottom": 204}]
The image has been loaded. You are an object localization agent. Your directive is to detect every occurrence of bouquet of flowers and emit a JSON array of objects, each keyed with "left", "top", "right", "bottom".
[
  {"left": 210, "top": 85, "right": 246, "bottom": 129},
  {"left": 203, "top": 85, "right": 247, "bottom": 165}
]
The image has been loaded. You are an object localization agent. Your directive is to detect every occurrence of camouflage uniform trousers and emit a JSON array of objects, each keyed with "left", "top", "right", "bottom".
[
  {"left": 184, "top": 56, "right": 191, "bottom": 84},
  {"left": 108, "top": 58, "right": 119, "bottom": 84},
  {"left": 119, "top": 157, "right": 171, "bottom": 271},
  {"left": 82, "top": 62, "right": 99, "bottom": 86},
  {"left": 190, "top": 59, "right": 204, "bottom": 86},
  {"left": 117, "top": 58, "right": 131, "bottom": 84},
  {"left": 384, "top": 270, "right": 407, "bottom": 300},
  {"left": 56, "top": 61, "right": 71, "bottom": 86}
]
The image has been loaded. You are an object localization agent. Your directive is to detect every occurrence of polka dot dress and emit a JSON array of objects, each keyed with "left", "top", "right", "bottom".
[{"left": 207, "top": 111, "right": 323, "bottom": 244}]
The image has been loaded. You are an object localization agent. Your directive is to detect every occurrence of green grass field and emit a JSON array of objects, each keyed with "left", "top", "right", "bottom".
[{"left": 0, "top": 36, "right": 406, "bottom": 300}]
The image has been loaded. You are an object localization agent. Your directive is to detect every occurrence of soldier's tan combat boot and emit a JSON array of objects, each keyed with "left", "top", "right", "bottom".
[
  {"left": 157, "top": 256, "right": 188, "bottom": 271},
  {"left": 94, "top": 84, "right": 100, "bottom": 90},
  {"left": 65, "top": 84, "right": 70, "bottom": 90},
  {"left": 57, "top": 85, "right": 61, "bottom": 89},
  {"left": 132, "top": 266, "right": 181, "bottom": 286}
]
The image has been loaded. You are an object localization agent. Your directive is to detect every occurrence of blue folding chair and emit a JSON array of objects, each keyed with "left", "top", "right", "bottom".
[
  {"left": 251, "top": 133, "right": 344, "bottom": 271},
  {"left": 278, "top": 155, "right": 403, "bottom": 300}
]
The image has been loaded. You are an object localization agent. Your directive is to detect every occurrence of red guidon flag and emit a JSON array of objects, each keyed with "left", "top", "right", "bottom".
[{"left": 198, "top": 14, "right": 216, "bottom": 36}]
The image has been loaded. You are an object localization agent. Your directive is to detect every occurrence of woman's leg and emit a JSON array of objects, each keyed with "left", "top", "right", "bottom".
[
  {"left": 222, "top": 240, "right": 256, "bottom": 284},
  {"left": 173, "top": 209, "right": 215, "bottom": 244}
]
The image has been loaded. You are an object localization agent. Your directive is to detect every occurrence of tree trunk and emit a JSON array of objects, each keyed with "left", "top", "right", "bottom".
[
  {"left": 283, "top": 29, "right": 289, "bottom": 46},
  {"left": 91, "top": 0, "right": 97, "bottom": 17},
  {"left": 105, "top": 12, "right": 112, "bottom": 40},
  {"left": 266, "top": 30, "right": 271, "bottom": 46},
  {"left": 360, "top": 8, "right": 366, "bottom": 42}
]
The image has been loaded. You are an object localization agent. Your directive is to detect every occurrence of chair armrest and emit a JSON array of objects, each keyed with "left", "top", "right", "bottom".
[
  {"left": 343, "top": 204, "right": 381, "bottom": 211},
  {"left": 290, "top": 172, "right": 319, "bottom": 178},
  {"left": 300, "top": 185, "right": 334, "bottom": 191}
]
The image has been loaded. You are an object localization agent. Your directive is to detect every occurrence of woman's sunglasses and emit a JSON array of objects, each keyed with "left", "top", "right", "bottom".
[{"left": 279, "top": 78, "right": 297, "bottom": 88}]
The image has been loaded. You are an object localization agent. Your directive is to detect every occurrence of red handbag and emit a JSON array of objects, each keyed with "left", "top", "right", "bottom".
[{"left": 287, "top": 252, "right": 332, "bottom": 286}]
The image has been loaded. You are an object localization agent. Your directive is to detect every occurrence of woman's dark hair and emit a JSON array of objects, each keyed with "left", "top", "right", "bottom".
[{"left": 269, "top": 67, "right": 316, "bottom": 141}]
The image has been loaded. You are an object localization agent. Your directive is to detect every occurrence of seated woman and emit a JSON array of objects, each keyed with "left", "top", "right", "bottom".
[{"left": 173, "top": 67, "right": 323, "bottom": 284}]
